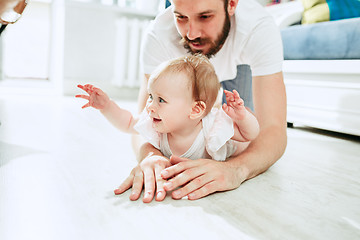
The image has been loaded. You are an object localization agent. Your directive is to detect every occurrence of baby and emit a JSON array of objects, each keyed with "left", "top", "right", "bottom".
[{"left": 76, "top": 54, "right": 259, "bottom": 161}]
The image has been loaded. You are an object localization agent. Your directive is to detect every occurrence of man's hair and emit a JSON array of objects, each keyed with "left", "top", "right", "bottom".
[
  {"left": 150, "top": 54, "right": 220, "bottom": 116},
  {"left": 170, "top": 0, "right": 229, "bottom": 9}
]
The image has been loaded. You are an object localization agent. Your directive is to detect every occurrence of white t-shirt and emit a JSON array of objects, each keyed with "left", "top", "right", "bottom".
[{"left": 140, "top": 0, "right": 283, "bottom": 81}]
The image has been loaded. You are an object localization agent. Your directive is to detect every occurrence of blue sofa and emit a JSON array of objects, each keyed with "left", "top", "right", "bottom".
[{"left": 282, "top": 17, "right": 360, "bottom": 60}]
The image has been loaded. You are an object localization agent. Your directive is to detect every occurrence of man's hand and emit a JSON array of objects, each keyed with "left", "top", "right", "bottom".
[
  {"left": 161, "top": 156, "right": 246, "bottom": 200},
  {"left": 114, "top": 153, "right": 171, "bottom": 203},
  {"left": 75, "top": 84, "right": 110, "bottom": 110}
]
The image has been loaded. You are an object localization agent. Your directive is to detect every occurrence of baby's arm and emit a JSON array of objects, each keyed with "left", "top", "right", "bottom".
[
  {"left": 222, "top": 90, "right": 260, "bottom": 142},
  {"left": 76, "top": 84, "right": 138, "bottom": 134}
]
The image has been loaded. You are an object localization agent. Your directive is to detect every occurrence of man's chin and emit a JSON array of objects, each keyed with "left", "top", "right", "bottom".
[
  {"left": 181, "top": 41, "right": 215, "bottom": 58},
  {"left": 190, "top": 44, "right": 219, "bottom": 58},
  {"left": 189, "top": 47, "right": 211, "bottom": 56}
]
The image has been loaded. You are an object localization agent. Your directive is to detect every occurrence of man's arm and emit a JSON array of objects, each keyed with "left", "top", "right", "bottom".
[
  {"left": 228, "top": 72, "right": 287, "bottom": 179},
  {"left": 161, "top": 72, "right": 287, "bottom": 200}
]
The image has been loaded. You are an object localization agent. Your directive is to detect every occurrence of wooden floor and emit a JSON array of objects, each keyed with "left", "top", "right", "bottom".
[{"left": 1, "top": 94, "right": 359, "bottom": 240}]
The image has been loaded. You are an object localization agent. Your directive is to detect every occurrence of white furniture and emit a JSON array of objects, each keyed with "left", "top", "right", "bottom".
[
  {"left": 267, "top": 1, "right": 360, "bottom": 136},
  {"left": 284, "top": 60, "right": 360, "bottom": 136}
]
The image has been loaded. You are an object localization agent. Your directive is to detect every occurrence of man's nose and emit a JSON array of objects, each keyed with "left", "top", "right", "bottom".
[{"left": 187, "top": 21, "right": 201, "bottom": 40}]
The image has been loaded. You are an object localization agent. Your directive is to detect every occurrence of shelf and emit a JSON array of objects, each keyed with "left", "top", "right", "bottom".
[{"left": 66, "top": 1, "right": 158, "bottom": 18}]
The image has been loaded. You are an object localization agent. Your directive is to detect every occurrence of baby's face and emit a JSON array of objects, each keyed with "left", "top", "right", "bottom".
[{"left": 146, "top": 71, "right": 195, "bottom": 134}]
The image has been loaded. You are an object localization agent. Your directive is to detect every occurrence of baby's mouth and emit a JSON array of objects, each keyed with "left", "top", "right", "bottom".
[{"left": 152, "top": 117, "right": 162, "bottom": 123}]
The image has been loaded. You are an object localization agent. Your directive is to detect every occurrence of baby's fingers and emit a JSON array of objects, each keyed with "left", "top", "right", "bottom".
[
  {"left": 75, "top": 94, "right": 91, "bottom": 108},
  {"left": 81, "top": 102, "right": 91, "bottom": 109},
  {"left": 224, "top": 90, "right": 234, "bottom": 102},
  {"left": 224, "top": 89, "right": 232, "bottom": 95},
  {"left": 78, "top": 84, "right": 95, "bottom": 94},
  {"left": 222, "top": 103, "right": 228, "bottom": 112},
  {"left": 232, "top": 89, "right": 240, "bottom": 98},
  {"left": 75, "top": 94, "right": 90, "bottom": 100},
  {"left": 232, "top": 90, "right": 244, "bottom": 106},
  {"left": 77, "top": 84, "right": 88, "bottom": 92}
]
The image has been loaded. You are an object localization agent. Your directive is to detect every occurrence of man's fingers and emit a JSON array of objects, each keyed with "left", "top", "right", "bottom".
[
  {"left": 171, "top": 174, "right": 213, "bottom": 199},
  {"left": 169, "top": 155, "right": 190, "bottom": 165},
  {"left": 161, "top": 157, "right": 188, "bottom": 179},
  {"left": 187, "top": 181, "right": 218, "bottom": 200},
  {"left": 165, "top": 165, "right": 206, "bottom": 193}
]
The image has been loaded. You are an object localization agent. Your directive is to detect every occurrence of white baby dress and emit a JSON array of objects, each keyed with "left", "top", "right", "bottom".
[{"left": 133, "top": 108, "right": 237, "bottom": 161}]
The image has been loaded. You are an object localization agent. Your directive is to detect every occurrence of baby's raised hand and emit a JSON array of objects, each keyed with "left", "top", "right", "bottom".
[
  {"left": 222, "top": 89, "right": 247, "bottom": 120},
  {"left": 75, "top": 84, "right": 110, "bottom": 109}
]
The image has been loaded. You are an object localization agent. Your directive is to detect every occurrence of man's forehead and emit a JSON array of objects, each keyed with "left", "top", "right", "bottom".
[{"left": 172, "top": 0, "right": 223, "bottom": 15}]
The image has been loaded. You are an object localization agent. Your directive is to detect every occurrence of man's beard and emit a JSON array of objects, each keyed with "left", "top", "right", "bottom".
[{"left": 179, "top": 13, "right": 231, "bottom": 59}]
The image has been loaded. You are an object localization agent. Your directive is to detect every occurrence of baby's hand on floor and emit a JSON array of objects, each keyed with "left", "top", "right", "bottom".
[
  {"left": 222, "top": 89, "right": 247, "bottom": 121},
  {"left": 75, "top": 84, "right": 110, "bottom": 110}
]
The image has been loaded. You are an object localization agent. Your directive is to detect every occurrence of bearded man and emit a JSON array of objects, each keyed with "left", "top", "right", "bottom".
[{"left": 115, "top": 0, "right": 287, "bottom": 203}]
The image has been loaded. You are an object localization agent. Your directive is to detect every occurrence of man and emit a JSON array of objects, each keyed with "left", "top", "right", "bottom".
[
  {"left": 114, "top": 0, "right": 287, "bottom": 203},
  {"left": 0, "top": 0, "right": 27, "bottom": 35}
]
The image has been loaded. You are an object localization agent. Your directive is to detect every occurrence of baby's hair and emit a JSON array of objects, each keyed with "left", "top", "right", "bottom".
[{"left": 150, "top": 54, "right": 220, "bottom": 116}]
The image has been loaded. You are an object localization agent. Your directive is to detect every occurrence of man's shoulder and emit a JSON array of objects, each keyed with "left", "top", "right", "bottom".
[
  {"left": 148, "top": 6, "right": 178, "bottom": 40},
  {"left": 234, "top": 0, "right": 274, "bottom": 33},
  {"left": 141, "top": 6, "right": 185, "bottom": 74}
]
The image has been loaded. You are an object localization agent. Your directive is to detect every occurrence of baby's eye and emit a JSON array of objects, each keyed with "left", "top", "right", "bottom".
[
  {"left": 159, "top": 97, "right": 166, "bottom": 103},
  {"left": 148, "top": 94, "right": 153, "bottom": 100}
]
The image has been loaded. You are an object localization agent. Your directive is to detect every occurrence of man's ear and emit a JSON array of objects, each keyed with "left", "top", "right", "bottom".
[
  {"left": 190, "top": 101, "right": 206, "bottom": 120},
  {"left": 227, "top": 0, "right": 239, "bottom": 16}
]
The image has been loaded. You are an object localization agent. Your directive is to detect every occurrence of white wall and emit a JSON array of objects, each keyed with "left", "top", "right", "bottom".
[
  {"left": 63, "top": 2, "right": 155, "bottom": 97},
  {"left": 256, "top": 0, "right": 269, "bottom": 6}
]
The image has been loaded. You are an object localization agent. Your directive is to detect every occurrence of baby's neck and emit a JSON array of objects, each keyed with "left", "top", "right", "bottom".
[{"left": 167, "top": 120, "right": 203, "bottom": 156}]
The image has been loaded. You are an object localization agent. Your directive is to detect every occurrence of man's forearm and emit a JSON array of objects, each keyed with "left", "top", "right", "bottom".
[{"left": 227, "top": 124, "right": 287, "bottom": 181}]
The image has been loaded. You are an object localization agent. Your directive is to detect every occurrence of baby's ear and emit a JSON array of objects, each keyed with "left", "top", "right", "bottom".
[{"left": 190, "top": 101, "right": 206, "bottom": 120}]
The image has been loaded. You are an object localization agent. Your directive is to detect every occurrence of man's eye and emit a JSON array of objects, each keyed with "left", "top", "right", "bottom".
[
  {"left": 200, "top": 15, "right": 212, "bottom": 20},
  {"left": 176, "top": 15, "right": 187, "bottom": 21},
  {"left": 159, "top": 97, "right": 166, "bottom": 103}
]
